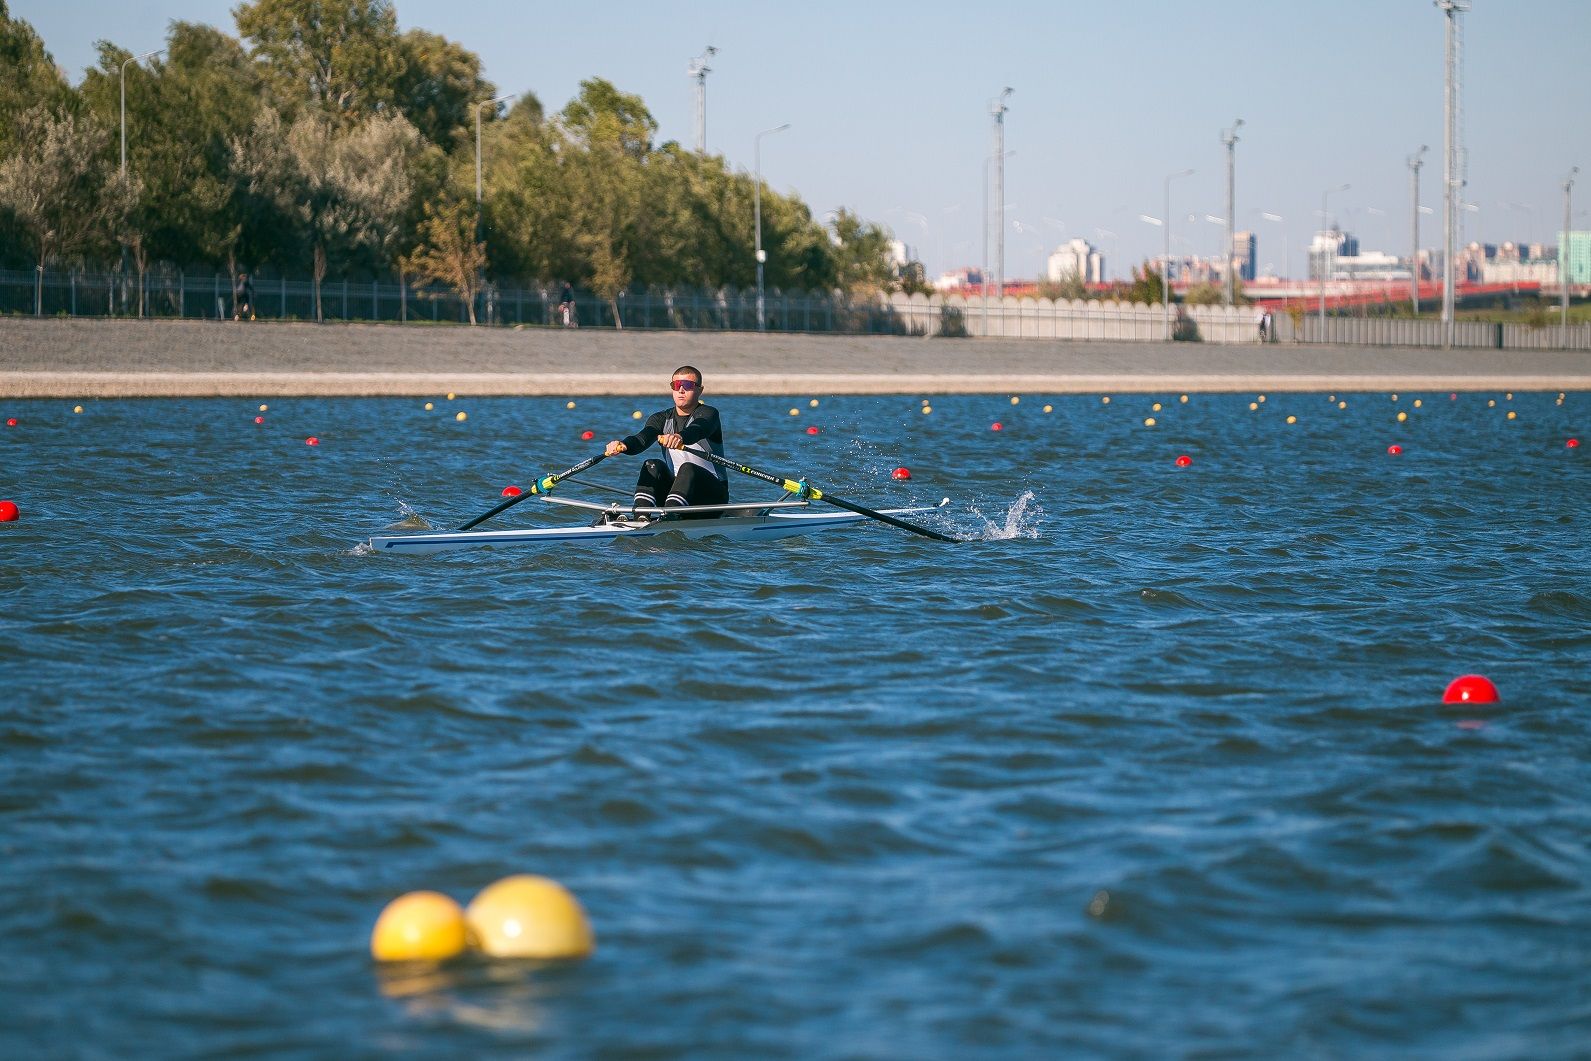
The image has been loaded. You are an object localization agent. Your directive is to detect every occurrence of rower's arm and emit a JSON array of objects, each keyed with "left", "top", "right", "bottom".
[
  {"left": 677, "top": 406, "right": 721, "bottom": 446},
  {"left": 619, "top": 413, "right": 666, "bottom": 454}
]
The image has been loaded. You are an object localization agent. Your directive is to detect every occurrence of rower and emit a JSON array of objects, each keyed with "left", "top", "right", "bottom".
[{"left": 603, "top": 365, "right": 728, "bottom": 519}]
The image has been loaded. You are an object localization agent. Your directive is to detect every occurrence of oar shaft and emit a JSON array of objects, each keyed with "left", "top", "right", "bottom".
[
  {"left": 456, "top": 452, "right": 607, "bottom": 531},
  {"left": 694, "top": 449, "right": 958, "bottom": 543}
]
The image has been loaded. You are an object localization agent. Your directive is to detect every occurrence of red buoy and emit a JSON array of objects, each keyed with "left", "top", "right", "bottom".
[
  {"left": 0, "top": 500, "right": 18, "bottom": 522},
  {"left": 305, "top": 437, "right": 319, "bottom": 446},
  {"left": 1442, "top": 674, "right": 1499, "bottom": 705},
  {"left": 1387, "top": 444, "right": 1402, "bottom": 456},
  {"left": 4, "top": 418, "right": 15, "bottom": 427},
  {"left": 501, "top": 485, "right": 522, "bottom": 497},
  {"left": 1174, "top": 454, "right": 1192, "bottom": 467},
  {"left": 991, "top": 422, "right": 1003, "bottom": 431},
  {"left": 890, "top": 467, "right": 912, "bottom": 480},
  {"left": 806, "top": 426, "right": 819, "bottom": 435},
  {"left": 254, "top": 416, "right": 264, "bottom": 424},
  {"left": 580, "top": 430, "right": 595, "bottom": 440},
  {"left": 1569, "top": 439, "right": 1580, "bottom": 449}
]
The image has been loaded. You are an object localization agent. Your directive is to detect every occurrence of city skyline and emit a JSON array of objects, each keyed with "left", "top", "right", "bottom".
[{"left": 12, "top": 0, "right": 1591, "bottom": 282}]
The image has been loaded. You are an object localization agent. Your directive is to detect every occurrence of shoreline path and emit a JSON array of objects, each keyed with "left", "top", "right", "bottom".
[{"left": 3, "top": 318, "right": 1589, "bottom": 397}]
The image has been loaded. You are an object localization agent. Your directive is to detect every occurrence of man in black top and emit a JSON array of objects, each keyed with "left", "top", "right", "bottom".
[{"left": 604, "top": 365, "right": 728, "bottom": 516}]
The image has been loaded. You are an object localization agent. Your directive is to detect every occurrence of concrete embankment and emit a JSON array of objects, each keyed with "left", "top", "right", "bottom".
[{"left": 2, "top": 318, "right": 1588, "bottom": 397}]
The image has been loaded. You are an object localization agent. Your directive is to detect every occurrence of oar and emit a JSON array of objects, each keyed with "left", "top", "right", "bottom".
[
  {"left": 689, "top": 448, "right": 959, "bottom": 543},
  {"left": 456, "top": 452, "right": 607, "bottom": 531}
]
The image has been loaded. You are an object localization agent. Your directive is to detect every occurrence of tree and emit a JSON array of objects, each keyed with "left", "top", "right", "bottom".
[
  {"left": 234, "top": 0, "right": 402, "bottom": 118},
  {"left": 0, "top": 104, "right": 136, "bottom": 308},
  {"left": 393, "top": 29, "right": 494, "bottom": 152},
  {"left": 827, "top": 208, "right": 894, "bottom": 296},
  {"left": 0, "top": 1, "right": 70, "bottom": 146},
  {"left": 401, "top": 198, "right": 486, "bottom": 323}
]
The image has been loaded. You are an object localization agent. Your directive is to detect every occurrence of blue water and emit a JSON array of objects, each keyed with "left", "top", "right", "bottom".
[{"left": 3, "top": 390, "right": 1589, "bottom": 1058}]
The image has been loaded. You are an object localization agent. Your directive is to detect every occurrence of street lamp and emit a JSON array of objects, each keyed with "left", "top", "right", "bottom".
[
  {"left": 1319, "top": 183, "right": 1350, "bottom": 327},
  {"left": 1220, "top": 118, "right": 1243, "bottom": 306},
  {"left": 1408, "top": 146, "right": 1428, "bottom": 314},
  {"left": 1564, "top": 167, "right": 1579, "bottom": 328},
  {"left": 120, "top": 49, "right": 162, "bottom": 178},
  {"left": 754, "top": 123, "right": 790, "bottom": 331},
  {"left": 1163, "top": 168, "right": 1194, "bottom": 339},
  {"left": 475, "top": 93, "right": 516, "bottom": 203},
  {"left": 688, "top": 46, "right": 717, "bottom": 154}
]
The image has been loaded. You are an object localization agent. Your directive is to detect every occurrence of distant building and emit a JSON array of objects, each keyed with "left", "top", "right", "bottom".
[
  {"left": 1561, "top": 231, "right": 1591, "bottom": 285},
  {"left": 1231, "top": 231, "right": 1256, "bottom": 282},
  {"left": 887, "top": 240, "right": 917, "bottom": 272},
  {"left": 934, "top": 267, "right": 983, "bottom": 292},
  {"left": 1310, "top": 229, "right": 1410, "bottom": 281},
  {"left": 1482, "top": 260, "right": 1558, "bottom": 284},
  {"left": 1046, "top": 238, "right": 1104, "bottom": 284}
]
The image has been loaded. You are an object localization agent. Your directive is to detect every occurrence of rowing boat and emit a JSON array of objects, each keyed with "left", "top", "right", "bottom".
[{"left": 368, "top": 495, "right": 950, "bottom": 555}]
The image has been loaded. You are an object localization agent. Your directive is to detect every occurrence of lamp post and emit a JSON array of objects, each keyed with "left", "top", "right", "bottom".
[
  {"left": 1437, "top": 0, "right": 1470, "bottom": 348},
  {"left": 1163, "top": 168, "right": 1194, "bottom": 339},
  {"left": 754, "top": 123, "right": 790, "bottom": 331},
  {"left": 475, "top": 94, "right": 516, "bottom": 203},
  {"left": 1408, "top": 146, "right": 1428, "bottom": 314},
  {"left": 688, "top": 46, "right": 717, "bottom": 153},
  {"left": 1564, "top": 167, "right": 1579, "bottom": 328},
  {"left": 1319, "top": 183, "right": 1350, "bottom": 327},
  {"left": 120, "top": 49, "right": 162, "bottom": 178},
  {"left": 991, "top": 88, "right": 1013, "bottom": 299},
  {"left": 1220, "top": 118, "right": 1243, "bottom": 306}
]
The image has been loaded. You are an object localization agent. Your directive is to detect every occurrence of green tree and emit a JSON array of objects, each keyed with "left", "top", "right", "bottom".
[
  {"left": 827, "top": 207, "right": 893, "bottom": 296},
  {"left": 234, "top": 0, "right": 402, "bottom": 118},
  {"left": 0, "top": 104, "right": 136, "bottom": 303},
  {"left": 401, "top": 197, "right": 486, "bottom": 324},
  {"left": 394, "top": 29, "right": 495, "bottom": 152}
]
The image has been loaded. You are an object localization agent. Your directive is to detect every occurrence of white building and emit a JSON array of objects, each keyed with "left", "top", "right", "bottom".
[{"left": 1046, "top": 238, "right": 1104, "bottom": 284}]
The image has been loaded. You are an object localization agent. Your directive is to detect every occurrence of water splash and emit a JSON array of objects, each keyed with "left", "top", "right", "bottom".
[
  {"left": 386, "top": 502, "right": 433, "bottom": 531},
  {"left": 962, "top": 490, "right": 1042, "bottom": 540}
]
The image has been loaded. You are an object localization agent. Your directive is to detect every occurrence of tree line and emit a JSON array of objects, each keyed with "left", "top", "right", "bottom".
[{"left": 0, "top": 0, "right": 901, "bottom": 321}]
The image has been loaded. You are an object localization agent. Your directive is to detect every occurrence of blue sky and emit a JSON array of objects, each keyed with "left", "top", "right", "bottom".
[{"left": 14, "top": 0, "right": 1591, "bottom": 280}]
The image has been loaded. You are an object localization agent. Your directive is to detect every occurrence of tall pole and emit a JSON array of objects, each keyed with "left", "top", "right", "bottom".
[
  {"left": 1437, "top": 1, "right": 1469, "bottom": 348},
  {"left": 1565, "top": 167, "right": 1579, "bottom": 328},
  {"left": 754, "top": 123, "right": 790, "bottom": 331},
  {"left": 1409, "top": 145, "right": 1428, "bottom": 315},
  {"left": 120, "top": 50, "right": 161, "bottom": 178},
  {"left": 991, "top": 88, "right": 1013, "bottom": 299},
  {"left": 689, "top": 46, "right": 717, "bottom": 154},
  {"left": 475, "top": 94, "right": 515, "bottom": 203},
  {"left": 1164, "top": 168, "right": 1193, "bottom": 340},
  {"left": 1319, "top": 184, "right": 1350, "bottom": 327},
  {"left": 1221, "top": 119, "right": 1243, "bottom": 306}
]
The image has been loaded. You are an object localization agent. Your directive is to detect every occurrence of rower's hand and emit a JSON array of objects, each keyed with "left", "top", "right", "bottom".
[
  {"left": 604, "top": 440, "right": 627, "bottom": 456},
  {"left": 659, "top": 433, "right": 685, "bottom": 450}
]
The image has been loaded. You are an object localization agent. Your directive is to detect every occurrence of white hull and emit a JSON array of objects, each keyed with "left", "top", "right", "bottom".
[{"left": 369, "top": 505, "right": 938, "bottom": 555}]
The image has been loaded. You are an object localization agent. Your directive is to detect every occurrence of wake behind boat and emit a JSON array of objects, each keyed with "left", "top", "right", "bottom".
[{"left": 368, "top": 494, "right": 951, "bottom": 554}]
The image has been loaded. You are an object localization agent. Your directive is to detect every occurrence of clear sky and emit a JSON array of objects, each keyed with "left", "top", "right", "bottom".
[{"left": 13, "top": 0, "right": 1591, "bottom": 281}]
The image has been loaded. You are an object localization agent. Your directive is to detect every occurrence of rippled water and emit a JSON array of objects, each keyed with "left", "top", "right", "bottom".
[{"left": 3, "top": 390, "right": 1589, "bottom": 1058}]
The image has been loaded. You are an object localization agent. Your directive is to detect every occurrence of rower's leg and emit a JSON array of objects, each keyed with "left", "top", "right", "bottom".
[
  {"left": 668, "top": 465, "right": 729, "bottom": 519},
  {"left": 634, "top": 459, "right": 672, "bottom": 514}
]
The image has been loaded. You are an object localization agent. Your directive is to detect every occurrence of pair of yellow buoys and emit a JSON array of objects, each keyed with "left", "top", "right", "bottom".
[{"left": 370, "top": 874, "right": 593, "bottom": 963}]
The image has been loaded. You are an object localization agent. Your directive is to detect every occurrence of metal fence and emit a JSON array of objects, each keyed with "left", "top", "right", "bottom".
[
  {"left": 1280, "top": 313, "right": 1591, "bottom": 350},
  {"left": 0, "top": 268, "right": 914, "bottom": 335}
]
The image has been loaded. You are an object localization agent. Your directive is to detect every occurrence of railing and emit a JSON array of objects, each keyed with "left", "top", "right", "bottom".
[{"left": 2, "top": 267, "right": 1587, "bottom": 350}]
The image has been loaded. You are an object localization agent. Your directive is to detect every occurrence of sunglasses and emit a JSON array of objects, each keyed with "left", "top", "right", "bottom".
[{"left": 670, "top": 379, "right": 700, "bottom": 392}]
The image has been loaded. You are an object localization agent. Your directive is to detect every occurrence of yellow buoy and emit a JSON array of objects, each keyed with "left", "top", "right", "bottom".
[
  {"left": 1286, "top": 415, "right": 1297, "bottom": 424},
  {"left": 1010, "top": 396, "right": 1020, "bottom": 405},
  {"left": 73, "top": 405, "right": 83, "bottom": 414},
  {"left": 1042, "top": 404, "right": 1053, "bottom": 413},
  {"left": 631, "top": 410, "right": 643, "bottom": 420},
  {"left": 447, "top": 392, "right": 456, "bottom": 401},
  {"left": 1248, "top": 402, "right": 1258, "bottom": 411},
  {"left": 788, "top": 408, "right": 800, "bottom": 416},
  {"left": 809, "top": 399, "right": 819, "bottom": 408},
  {"left": 1507, "top": 410, "right": 1517, "bottom": 420},
  {"left": 1179, "top": 394, "right": 1189, "bottom": 404},
  {"left": 1151, "top": 402, "right": 1163, "bottom": 412},
  {"left": 1397, "top": 411, "right": 1408, "bottom": 422},
  {"left": 1391, "top": 393, "right": 1399, "bottom": 402},
  {"left": 455, "top": 411, "right": 467, "bottom": 422},
  {"left": 921, "top": 405, "right": 933, "bottom": 415},
  {"left": 1258, "top": 394, "right": 1267, "bottom": 403},
  {"left": 1328, "top": 394, "right": 1336, "bottom": 402},
  {"left": 1338, "top": 401, "right": 1348, "bottom": 409},
  {"left": 465, "top": 875, "right": 594, "bottom": 960},
  {"left": 370, "top": 891, "right": 468, "bottom": 962},
  {"left": 1505, "top": 392, "right": 1513, "bottom": 401},
  {"left": 1101, "top": 396, "right": 1111, "bottom": 405},
  {"left": 423, "top": 402, "right": 434, "bottom": 411},
  {"left": 566, "top": 401, "right": 576, "bottom": 410},
  {"left": 1487, "top": 399, "right": 1496, "bottom": 408},
  {"left": 1144, "top": 417, "right": 1157, "bottom": 427},
  {"left": 1413, "top": 399, "right": 1422, "bottom": 408},
  {"left": 259, "top": 404, "right": 268, "bottom": 412}
]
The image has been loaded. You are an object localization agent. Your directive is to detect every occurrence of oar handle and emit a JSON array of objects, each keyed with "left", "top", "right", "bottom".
[{"left": 456, "top": 452, "right": 607, "bottom": 531}]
